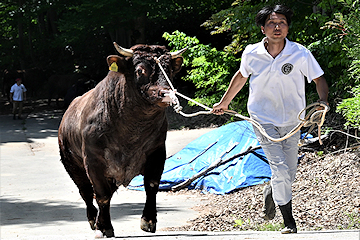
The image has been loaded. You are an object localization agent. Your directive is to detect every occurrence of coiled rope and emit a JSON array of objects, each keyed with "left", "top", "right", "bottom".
[{"left": 155, "top": 57, "right": 329, "bottom": 145}]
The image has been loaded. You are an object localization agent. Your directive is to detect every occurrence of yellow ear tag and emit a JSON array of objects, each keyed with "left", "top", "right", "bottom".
[{"left": 109, "top": 62, "right": 118, "bottom": 72}]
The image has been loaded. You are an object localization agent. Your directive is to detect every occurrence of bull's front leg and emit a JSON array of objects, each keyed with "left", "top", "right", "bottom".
[
  {"left": 141, "top": 146, "right": 166, "bottom": 233},
  {"left": 85, "top": 154, "right": 117, "bottom": 238}
]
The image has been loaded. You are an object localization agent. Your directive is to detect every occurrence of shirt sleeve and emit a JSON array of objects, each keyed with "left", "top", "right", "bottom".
[{"left": 301, "top": 49, "right": 324, "bottom": 83}]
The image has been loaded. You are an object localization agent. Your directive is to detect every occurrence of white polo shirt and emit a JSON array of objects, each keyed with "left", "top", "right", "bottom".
[
  {"left": 10, "top": 83, "right": 27, "bottom": 101},
  {"left": 240, "top": 38, "right": 324, "bottom": 127}
]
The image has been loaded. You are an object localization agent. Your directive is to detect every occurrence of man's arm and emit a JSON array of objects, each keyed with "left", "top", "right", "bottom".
[
  {"left": 212, "top": 70, "right": 248, "bottom": 115},
  {"left": 313, "top": 76, "right": 329, "bottom": 103}
]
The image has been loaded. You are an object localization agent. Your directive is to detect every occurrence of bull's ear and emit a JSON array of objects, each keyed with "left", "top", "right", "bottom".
[
  {"left": 172, "top": 57, "right": 183, "bottom": 74},
  {"left": 106, "top": 55, "right": 126, "bottom": 73}
]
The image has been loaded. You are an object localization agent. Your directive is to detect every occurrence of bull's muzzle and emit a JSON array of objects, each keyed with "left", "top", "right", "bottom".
[
  {"left": 160, "top": 90, "right": 173, "bottom": 105},
  {"left": 144, "top": 86, "right": 173, "bottom": 107}
]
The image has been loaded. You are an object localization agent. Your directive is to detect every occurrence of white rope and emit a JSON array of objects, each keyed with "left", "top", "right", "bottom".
[
  {"left": 228, "top": 102, "right": 329, "bottom": 145},
  {"left": 155, "top": 57, "right": 329, "bottom": 144},
  {"left": 155, "top": 57, "right": 176, "bottom": 91}
]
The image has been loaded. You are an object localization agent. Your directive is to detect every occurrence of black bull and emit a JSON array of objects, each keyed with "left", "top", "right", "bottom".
[{"left": 58, "top": 43, "right": 185, "bottom": 238}]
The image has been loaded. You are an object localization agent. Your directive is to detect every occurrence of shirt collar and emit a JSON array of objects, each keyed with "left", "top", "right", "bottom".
[
  {"left": 256, "top": 37, "right": 268, "bottom": 55},
  {"left": 257, "top": 37, "right": 291, "bottom": 56},
  {"left": 282, "top": 38, "right": 292, "bottom": 56}
]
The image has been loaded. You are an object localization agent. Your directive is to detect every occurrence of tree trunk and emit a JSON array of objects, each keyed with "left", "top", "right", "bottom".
[
  {"left": 47, "top": 7, "right": 58, "bottom": 34},
  {"left": 18, "top": 0, "right": 25, "bottom": 69}
]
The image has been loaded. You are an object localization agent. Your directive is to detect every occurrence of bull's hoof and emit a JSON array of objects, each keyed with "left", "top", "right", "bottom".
[
  {"left": 140, "top": 218, "right": 156, "bottom": 233},
  {"left": 104, "top": 229, "right": 114, "bottom": 238},
  {"left": 89, "top": 220, "right": 96, "bottom": 230},
  {"left": 87, "top": 205, "right": 98, "bottom": 230},
  {"left": 94, "top": 229, "right": 114, "bottom": 238}
]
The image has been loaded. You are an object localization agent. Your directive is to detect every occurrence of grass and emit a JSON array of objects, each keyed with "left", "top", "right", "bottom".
[
  {"left": 234, "top": 216, "right": 283, "bottom": 231},
  {"left": 344, "top": 211, "right": 360, "bottom": 229},
  {"left": 255, "top": 222, "right": 283, "bottom": 231}
]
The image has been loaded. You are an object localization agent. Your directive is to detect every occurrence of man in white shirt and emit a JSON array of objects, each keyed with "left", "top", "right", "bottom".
[
  {"left": 10, "top": 78, "right": 27, "bottom": 120},
  {"left": 212, "top": 5, "right": 329, "bottom": 234}
]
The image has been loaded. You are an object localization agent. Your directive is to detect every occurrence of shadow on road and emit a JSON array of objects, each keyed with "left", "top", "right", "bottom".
[
  {"left": 0, "top": 196, "right": 183, "bottom": 227},
  {"left": 0, "top": 109, "right": 63, "bottom": 144}
]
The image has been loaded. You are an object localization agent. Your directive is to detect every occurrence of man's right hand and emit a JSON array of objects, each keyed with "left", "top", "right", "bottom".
[{"left": 212, "top": 102, "right": 228, "bottom": 115}]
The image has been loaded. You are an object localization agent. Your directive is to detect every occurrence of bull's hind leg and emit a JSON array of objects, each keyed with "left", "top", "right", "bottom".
[
  {"left": 60, "top": 151, "right": 98, "bottom": 230},
  {"left": 141, "top": 146, "right": 166, "bottom": 233},
  {"left": 79, "top": 182, "right": 98, "bottom": 230}
]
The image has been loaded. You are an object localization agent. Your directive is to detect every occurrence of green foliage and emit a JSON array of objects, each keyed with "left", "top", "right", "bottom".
[
  {"left": 334, "top": 0, "right": 360, "bottom": 129},
  {"left": 337, "top": 87, "right": 360, "bottom": 129},
  {"left": 337, "top": 210, "right": 360, "bottom": 229},
  {"left": 306, "top": 31, "right": 351, "bottom": 101},
  {"left": 234, "top": 217, "right": 245, "bottom": 227},
  {"left": 163, "top": 31, "right": 247, "bottom": 113},
  {"left": 201, "top": 0, "right": 263, "bottom": 54},
  {"left": 316, "top": 150, "right": 324, "bottom": 157},
  {"left": 255, "top": 222, "right": 283, "bottom": 231},
  {"left": 202, "top": 0, "right": 342, "bottom": 52},
  {"left": 344, "top": 211, "right": 360, "bottom": 229},
  {"left": 234, "top": 216, "right": 283, "bottom": 231}
]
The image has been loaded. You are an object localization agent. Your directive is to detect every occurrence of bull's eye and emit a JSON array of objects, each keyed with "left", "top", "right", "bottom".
[
  {"left": 136, "top": 67, "right": 146, "bottom": 77},
  {"left": 136, "top": 68, "right": 142, "bottom": 76}
]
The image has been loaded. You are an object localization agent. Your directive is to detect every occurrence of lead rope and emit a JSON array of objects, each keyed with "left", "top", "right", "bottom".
[{"left": 155, "top": 57, "right": 329, "bottom": 145}]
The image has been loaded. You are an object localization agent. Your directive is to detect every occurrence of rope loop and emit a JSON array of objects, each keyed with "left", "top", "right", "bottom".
[{"left": 155, "top": 57, "right": 329, "bottom": 144}]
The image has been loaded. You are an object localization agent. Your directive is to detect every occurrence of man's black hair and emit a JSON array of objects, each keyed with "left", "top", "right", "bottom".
[{"left": 255, "top": 5, "right": 293, "bottom": 27}]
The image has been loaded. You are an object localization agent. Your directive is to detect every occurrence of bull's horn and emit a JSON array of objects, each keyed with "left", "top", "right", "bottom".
[
  {"left": 113, "top": 42, "right": 134, "bottom": 57},
  {"left": 170, "top": 48, "right": 187, "bottom": 59}
]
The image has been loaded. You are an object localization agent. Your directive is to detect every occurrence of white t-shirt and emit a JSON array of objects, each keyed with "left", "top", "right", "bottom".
[
  {"left": 239, "top": 38, "right": 324, "bottom": 127},
  {"left": 10, "top": 83, "right": 27, "bottom": 101}
]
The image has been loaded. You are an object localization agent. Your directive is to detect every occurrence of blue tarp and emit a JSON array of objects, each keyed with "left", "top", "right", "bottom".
[{"left": 128, "top": 121, "right": 272, "bottom": 194}]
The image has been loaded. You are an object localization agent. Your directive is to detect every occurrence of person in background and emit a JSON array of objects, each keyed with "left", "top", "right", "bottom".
[
  {"left": 212, "top": 5, "right": 329, "bottom": 234},
  {"left": 10, "top": 78, "right": 27, "bottom": 120}
]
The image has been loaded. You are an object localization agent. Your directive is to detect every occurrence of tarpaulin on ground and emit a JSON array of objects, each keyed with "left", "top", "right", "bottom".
[{"left": 128, "top": 121, "right": 271, "bottom": 194}]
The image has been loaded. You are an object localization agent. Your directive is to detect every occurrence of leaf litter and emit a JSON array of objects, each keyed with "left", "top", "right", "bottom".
[{"left": 164, "top": 151, "right": 360, "bottom": 232}]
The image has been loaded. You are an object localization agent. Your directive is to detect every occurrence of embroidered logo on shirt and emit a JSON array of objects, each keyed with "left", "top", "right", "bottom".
[{"left": 281, "top": 63, "right": 293, "bottom": 75}]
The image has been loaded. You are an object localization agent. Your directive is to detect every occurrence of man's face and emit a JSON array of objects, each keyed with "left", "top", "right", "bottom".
[
  {"left": 16, "top": 80, "right": 22, "bottom": 85},
  {"left": 261, "top": 12, "right": 289, "bottom": 42}
]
